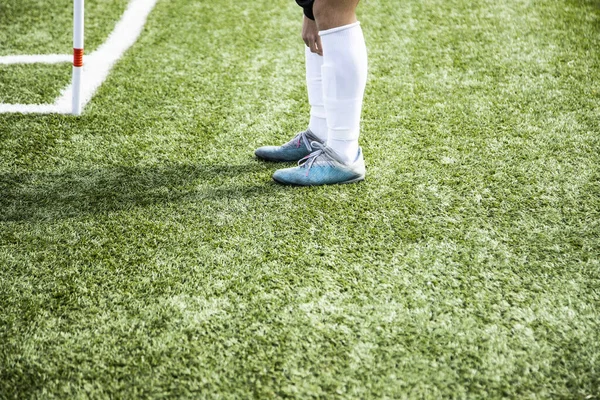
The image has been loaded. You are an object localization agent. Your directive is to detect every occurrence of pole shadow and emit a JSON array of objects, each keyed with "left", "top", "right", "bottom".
[{"left": 0, "top": 162, "right": 278, "bottom": 223}]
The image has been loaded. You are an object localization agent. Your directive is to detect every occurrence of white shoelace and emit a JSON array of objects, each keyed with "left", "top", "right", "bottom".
[
  {"left": 297, "top": 142, "right": 335, "bottom": 176},
  {"left": 294, "top": 130, "right": 313, "bottom": 151}
]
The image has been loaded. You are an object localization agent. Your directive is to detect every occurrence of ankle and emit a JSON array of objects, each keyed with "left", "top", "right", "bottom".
[{"left": 327, "top": 139, "right": 359, "bottom": 164}]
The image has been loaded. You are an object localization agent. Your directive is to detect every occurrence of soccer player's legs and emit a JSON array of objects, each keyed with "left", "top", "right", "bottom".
[
  {"left": 313, "top": 0, "right": 360, "bottom": 31},
  {"left": 314, "top": 0, "right": 366, "bottom": 165},
  {"left": 271, "top": 0, "right": 368, "bottom": 186},
  {"left": 305, "top": 44, "right": 327, "bottom": 142},
  {"left": 254, "top": 4, "right": 325, "bottom": 163}
]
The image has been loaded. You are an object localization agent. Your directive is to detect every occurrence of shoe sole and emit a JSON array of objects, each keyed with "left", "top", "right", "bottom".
[
  {"left": 272, "top": 175, "right": 365, "bottom": 186},
  {"left": 255, "top": 150, "right": 307, "bottom": 163}
]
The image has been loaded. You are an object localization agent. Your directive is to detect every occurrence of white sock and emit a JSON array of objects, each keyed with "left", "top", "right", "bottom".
[
  {"left": 319, "top": 22, "right": 368, "bottom": 164},
  {"left": 328, "top": 138, "right": 360, "bottom": 163},
  {"left": 305, "top": 47, "right": 327, "bottom": 142}
]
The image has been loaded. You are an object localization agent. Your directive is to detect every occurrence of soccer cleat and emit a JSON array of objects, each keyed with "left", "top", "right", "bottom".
[
  {"left": 272, "top": 142, "right": 365, "bottom": 186},
  {"left": 255, "top": 129, "right": 324, "bottom": 162}
]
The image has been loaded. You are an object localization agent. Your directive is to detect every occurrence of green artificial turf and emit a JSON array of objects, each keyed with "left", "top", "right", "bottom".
[
  {"left": 1, "top": 0, "right": 599, "bottom": 398},
  {"left": 0, "top": 0, "right": 130, "bottom": 55},
  {"left": 0, "top": 64, "right": 70, "bottom": 104}
]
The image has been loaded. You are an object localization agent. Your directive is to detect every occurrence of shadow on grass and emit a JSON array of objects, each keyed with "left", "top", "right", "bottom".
[
  {"left": 0, "top": 368, "right": 44, "bottom": 400},
  {"left": 0, "top": 162, "right": 278, "bottom": 223},
  {"left": 568, "top": 0, "right": 600, "bottom": 29}
]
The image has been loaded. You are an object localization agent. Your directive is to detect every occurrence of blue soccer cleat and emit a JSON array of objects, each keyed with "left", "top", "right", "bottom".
[
  {"left": 255, "top": 129, "right": 324, "bottom": 162},
  {"left": 272, "top": 142, "right": 365, "bottom": 186}
]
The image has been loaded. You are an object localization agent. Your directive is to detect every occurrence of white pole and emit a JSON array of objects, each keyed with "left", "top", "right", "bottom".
[{"left": 72, "top": 0, "right": 84, "bottom": 115}]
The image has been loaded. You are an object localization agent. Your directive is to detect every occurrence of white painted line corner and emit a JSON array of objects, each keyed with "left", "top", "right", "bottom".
[{"left": 0, "top": 0, "right": 160, "bottom": 115}]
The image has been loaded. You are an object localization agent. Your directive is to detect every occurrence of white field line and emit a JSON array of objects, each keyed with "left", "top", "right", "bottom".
[
  {"left": 0, "top": 54, "right": 72, "bottom": 65},
  {"left": 0, "top": 0, "right": 159, "bottom": 115}
]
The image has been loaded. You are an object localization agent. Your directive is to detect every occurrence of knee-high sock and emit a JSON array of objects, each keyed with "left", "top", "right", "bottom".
[
  {"left": 319, "top": 22, "right": 368, "bottom": 163},
  {"left": 305, "top": 47, "right": 327, "bottom": 141}
]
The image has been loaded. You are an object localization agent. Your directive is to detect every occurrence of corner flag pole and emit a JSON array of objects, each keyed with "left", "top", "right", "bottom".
[{"left": 72, "top": 0, "right": 84, "bottom": 115}]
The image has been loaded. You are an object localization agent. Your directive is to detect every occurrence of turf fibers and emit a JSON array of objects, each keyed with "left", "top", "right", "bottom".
[{"left": 0, "top": 0, "right": 599, "bottom": 398}]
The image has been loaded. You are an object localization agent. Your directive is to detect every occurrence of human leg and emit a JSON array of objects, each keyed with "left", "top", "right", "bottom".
[
  {"left": 313, "top": 0, "right": 359, "bottom": 31},
  {"left": 315, "top": 0, "right": 367, "bottom": 164},
  {"left": 254, "top": 14, "right": 326, "bottom": 162},
  {"left": 305, "top": 46, "right": 327, "bottom": 142},
  {"left": 271, "top": 0, "right": 368, "bottom": 185}
]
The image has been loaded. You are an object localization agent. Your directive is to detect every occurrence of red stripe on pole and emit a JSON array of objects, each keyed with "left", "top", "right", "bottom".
[{"left": 73, "top": 48, "right": 84, "bottom": 67}]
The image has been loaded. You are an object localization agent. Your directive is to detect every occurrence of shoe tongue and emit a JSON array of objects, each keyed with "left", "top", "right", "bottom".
[
  {"left": 311, "top": 141, "right": 325, "bottom": 151},
  {"left": 323, "top": 145, "right": 347, "bottom": 163},
  {"left": 311, "top": 142, "right": 345, "bottom": 164},
  {"left": 305, "top": 129, "right": 320, "bottom": 142}
]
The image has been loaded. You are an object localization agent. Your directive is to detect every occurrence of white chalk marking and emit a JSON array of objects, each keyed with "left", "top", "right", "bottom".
[
  {"left": 0, "top": 54, "right": 72, "bottom": 65},
  {"left": 0, "top": 104, "right": 64, "bottom": 114},
  {"left": 0, "top": 0, "right": 159, "bottom": 115}
]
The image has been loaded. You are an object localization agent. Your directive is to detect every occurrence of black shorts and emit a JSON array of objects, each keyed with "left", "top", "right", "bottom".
[{"left": 296, "top": 0, "right": 315, "bottom": 20}]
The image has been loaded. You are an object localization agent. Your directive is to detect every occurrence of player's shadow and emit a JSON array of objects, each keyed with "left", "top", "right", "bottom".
[
  {"left": 569, "top": 0, "right": 600, "bottom": 30},
  {"left": 0, "top": 162, "right": 277, "bottom": 223}
]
